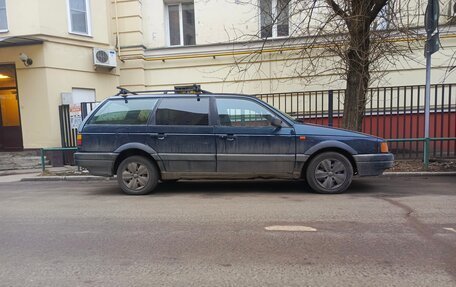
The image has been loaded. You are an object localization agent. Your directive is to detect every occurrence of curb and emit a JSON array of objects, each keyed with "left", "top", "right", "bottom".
[
  {"left": 20, "top": 176, "right": 115, "bottom": 182},
  {"left": 382, "top": 171, "right": 456, "bottom": 176}
]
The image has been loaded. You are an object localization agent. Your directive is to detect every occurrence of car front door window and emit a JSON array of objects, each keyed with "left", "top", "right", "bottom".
[{"left": 216, "top": 98, "right": 277, "bottom": 128}]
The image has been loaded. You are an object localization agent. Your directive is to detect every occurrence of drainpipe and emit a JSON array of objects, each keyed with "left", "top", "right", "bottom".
[{"left": 114, "top": 0, "right": 122, "bottom": 60}]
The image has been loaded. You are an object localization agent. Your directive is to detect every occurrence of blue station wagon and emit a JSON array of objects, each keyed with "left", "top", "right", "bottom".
[{"left": 75, "top": 86, "right": 394, "bottom": 195}]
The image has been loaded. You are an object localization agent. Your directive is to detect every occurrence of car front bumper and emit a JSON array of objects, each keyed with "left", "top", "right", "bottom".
[
  {"left": 74, "top": 152, "right": 117, "bottom": 177},
  {"left": 353, "top": 153, "right": 394, "bottom": 176}
]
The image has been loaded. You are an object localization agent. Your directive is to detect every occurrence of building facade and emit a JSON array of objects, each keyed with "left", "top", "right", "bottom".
[
  {"left": 0, "top": 0, "right": 119, "bottom": 150},
  {"left": 0, "top": 0, "right": 455, "bottom": 150}
]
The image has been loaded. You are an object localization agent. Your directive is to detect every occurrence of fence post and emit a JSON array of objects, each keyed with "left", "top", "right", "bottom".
[
  {"left": 328, "top": 90, "right": 333, "bottom": 127},
  {"left": 40, "top": 148, "right": 45, "bottom": 172}
]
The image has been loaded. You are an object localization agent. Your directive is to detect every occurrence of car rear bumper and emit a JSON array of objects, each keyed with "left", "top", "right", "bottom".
[
  {"left": 74, "top": 152, "right": 117, "bottom": 177},
  {"left": 353, "top": 153, "right": 394, "bottom": 176}
]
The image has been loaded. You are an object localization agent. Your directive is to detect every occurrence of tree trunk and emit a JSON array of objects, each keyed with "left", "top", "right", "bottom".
[{"left": 342, "top": 27, "right": 370, "bottom": 131}]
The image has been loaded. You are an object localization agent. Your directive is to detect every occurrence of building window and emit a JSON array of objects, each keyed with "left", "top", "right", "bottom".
[
  {"left": 373, "top": 4, "right": 390, "bottom": 30},
  {"left": 0, "top": 0, "right": 7, "bottom": 32},
  {"left": 446, "top": 0, "right": 456, "bottom": 25},
  {"left": 260, "top": 0, "right": 289, "bottom": 38},
  {"left": 68, "top": 0, "right": 91, "bottom": 35},
  {"left": 166, "top": 2, "right": 196, "bottom": 46}
]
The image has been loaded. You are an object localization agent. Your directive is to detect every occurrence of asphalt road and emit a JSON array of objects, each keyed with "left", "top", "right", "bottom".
[{"left": 0, "top": 176, "right": 455, "bottom": 287}]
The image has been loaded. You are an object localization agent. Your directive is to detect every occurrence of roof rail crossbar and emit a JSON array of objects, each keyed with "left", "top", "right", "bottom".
[
  {"left": 115, "top": 84, "right": 211, "bottom": 98},
  {"left": 115, "top": 86, "right": 137, "bottom": 97},
  {"left": 174, "top": 84, "right": 211, "bottom": 94}
]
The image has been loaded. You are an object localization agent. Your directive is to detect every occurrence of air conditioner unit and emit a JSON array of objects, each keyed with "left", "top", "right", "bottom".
[{"left": 93, "top": 48, "right": 117, "bottom": 68}]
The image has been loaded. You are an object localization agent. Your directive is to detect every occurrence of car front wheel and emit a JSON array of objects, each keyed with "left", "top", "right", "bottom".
[
  {"left": 117, "top": 156, "right": 158, "bottom": 195},
  {"left": 305, "top": 152, "right": 353, "bottom": 194}
]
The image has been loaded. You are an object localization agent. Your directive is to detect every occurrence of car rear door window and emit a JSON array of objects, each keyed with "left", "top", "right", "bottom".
[
  {"left": 216, "top": 98, "right": 275, "bottom": 127},
  {"left": 155, "top": 98, "right": 209, "bottom": 125},
  {"left": 88, "top": 99, "right": 157, "bottom": 125}
]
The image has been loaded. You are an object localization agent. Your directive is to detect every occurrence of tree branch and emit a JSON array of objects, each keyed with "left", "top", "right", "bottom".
[
  {"left": 369, "top": 0, "right": 387, "bottom": 24},
  {"left": 325, "top": 0, "right": 348, "bottom": 20}
]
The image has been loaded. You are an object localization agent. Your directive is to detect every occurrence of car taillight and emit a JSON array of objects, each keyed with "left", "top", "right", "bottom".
[
  {"left": 380, "top": 142, "right": 389, "bottom": 153},
  {"left": 77, "top": 133, "right": 83, "bottom": 146}
]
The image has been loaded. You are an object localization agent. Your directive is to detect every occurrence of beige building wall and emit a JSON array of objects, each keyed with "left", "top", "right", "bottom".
[
  {"left": 114, "top": 0, "right": 456, "bottom": 95},
  {"left": 0, "top": 0, "right": 120, "bottom": 148}
]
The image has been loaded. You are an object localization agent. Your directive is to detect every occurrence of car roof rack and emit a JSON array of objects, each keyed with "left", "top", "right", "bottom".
[{"left": 114, "top": 84, "right": 211, "bottom": 98}]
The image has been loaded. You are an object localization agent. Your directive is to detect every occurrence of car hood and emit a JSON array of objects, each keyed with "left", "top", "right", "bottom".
[{"left": 293, "top": 122, "right": 378, "bottom": 139}]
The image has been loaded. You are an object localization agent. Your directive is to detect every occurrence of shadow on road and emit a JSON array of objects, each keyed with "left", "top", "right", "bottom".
[
  {"left": 89, "top": 178, "right": 384, "bottom": 197},
  {"left": 86, "top": 176, "right": 456, "bottom": 198}
]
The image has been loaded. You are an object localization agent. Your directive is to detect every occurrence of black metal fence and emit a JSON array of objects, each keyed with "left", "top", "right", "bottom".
[
  {"left": 59, "top": 102, "right": 98, "bottom": 148},
  {"left": 257, "top": 84, "right": 456, "bottom": 159},
  {"left": 58, "top": 105, "right": 78, "bottom": 148},
  {"left": 58, "top": 85, "right": 456, "bottom": 160},
  {"left": 81, "top": 102, "right": 99, "bottom": 120}
]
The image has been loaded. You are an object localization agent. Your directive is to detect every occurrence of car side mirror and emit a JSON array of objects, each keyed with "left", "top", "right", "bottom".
[{"left": 271, "top": 117, "right": 283, "bottom": 128}]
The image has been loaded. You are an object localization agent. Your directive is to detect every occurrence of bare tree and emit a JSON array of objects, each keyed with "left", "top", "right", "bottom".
[{"left": 224, "top": 0, "right": 429, "bottom": 131}]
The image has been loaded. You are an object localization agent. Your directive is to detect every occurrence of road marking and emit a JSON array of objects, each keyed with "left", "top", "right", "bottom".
[
  {"left": 443, "top": 227, "right": 456, "bottom": 233},
  {"left": 265, "top": 225, "right": 317, "bottom": 232}
]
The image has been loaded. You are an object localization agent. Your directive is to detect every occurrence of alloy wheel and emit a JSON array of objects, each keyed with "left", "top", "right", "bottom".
[
  {"left": 314, "top": 158, "right": 347, "bottom": 190},
  {"left": 121, "top": 162, "right": 149, "bottom": 190}
]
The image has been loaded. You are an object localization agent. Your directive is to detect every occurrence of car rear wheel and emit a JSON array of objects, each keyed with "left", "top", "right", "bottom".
[
  {"left": 305, "top": 152, "right": 353, "bottom": 194},
  {"left": 117, "top": 156, "right": 158, "bottom": 195}
]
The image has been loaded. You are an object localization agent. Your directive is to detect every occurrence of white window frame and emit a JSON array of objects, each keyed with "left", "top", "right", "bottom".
[
  {"left": 66, "top": 0, "right": 92, "bottom": 37},
  {"left": 259, "top": 0, "right": 290, "bottom": 39},
  {"left": 373, "top": 4, "right": 390, "bottom": 30},
  {"left": 165, "top": 2, "right": 195, "bottom": 47},
  {"left": 0, "top": 0, "right": 8, "bottom": 33}
]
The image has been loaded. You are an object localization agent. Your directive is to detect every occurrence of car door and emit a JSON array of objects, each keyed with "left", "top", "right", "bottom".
[
  {"left": 146, "top": 96, "right": 216, "bottom": 175},
  {"left": 214, "top": 97, "right": 296, "bottom": 176}
]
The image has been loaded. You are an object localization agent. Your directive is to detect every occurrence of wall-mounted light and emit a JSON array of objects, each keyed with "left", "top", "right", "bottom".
[{"left": 19, "top": 53, "right": 33, "bottom": 67}]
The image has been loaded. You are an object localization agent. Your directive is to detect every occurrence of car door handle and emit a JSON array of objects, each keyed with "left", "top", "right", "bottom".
[
  {"left": 220, "top": 134, "right": 236, "bottom": 141},
  {"left": 153, "top": 133, "right": 166, "bottom": 140}
]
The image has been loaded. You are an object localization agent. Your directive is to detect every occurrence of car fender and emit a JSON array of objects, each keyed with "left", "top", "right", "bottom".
[
  {"left": 304, "top": 140, "right": 358, "bottom": 156},
  {"left": 114, "top": 143, "right": 164, "bottom": 170}
]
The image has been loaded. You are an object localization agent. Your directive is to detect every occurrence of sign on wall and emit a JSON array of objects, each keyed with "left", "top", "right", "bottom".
[{"left": 61, "top": 88, "right": 96, "bottom": 129}]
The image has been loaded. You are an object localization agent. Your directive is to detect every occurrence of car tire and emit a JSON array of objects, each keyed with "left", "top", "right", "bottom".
[
  {"left": 116, "top": 155, "right": 158, "bottom": 195},
  {"left": 305, "top": 152, "right": 353, "bottom": 194}
]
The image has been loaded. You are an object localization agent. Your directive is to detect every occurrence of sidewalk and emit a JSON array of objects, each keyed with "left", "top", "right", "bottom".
[{"left": 0, "top": 166, "right": 111, "bottom": 183}]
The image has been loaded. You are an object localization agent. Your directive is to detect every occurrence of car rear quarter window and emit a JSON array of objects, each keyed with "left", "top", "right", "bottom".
[
  {"left": 88, "top": 99, "right": 158, "bottom": 125},
  {"left": 156, "top": 98, "right": 209, "bottom": 125}
]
